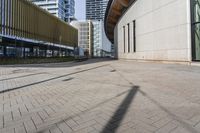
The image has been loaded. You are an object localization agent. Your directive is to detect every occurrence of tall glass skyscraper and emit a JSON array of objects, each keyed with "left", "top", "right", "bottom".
[
  {"left": 86, "top": 0, "right": 108, "bottom": 21},
  {"left": 30, "top": 0, "right": 75, "bottom": 22}
]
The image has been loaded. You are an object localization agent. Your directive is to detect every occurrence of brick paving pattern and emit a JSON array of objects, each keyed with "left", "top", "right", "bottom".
[{"left": 0, "top": 59, "right": 200, "bottom": 133}]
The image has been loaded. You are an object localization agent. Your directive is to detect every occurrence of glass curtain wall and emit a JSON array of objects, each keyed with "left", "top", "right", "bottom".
[{"left": 192, "top": 0, "right": 200, "bottom": 61}]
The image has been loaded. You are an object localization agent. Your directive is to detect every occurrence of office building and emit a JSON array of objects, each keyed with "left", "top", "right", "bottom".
[
  {"left": 30, "top": 0, "right": 75, "bottom": 22},
  {"left": 93, "top": 21, "right": 111, "bottom": 57},
  {"left": 0, "top": 0, "right": 78, "bottom": 58},
  {"left": 71, "top": 21, "right": 94, "bottom": 57},
  {"left": 105, "top": 0, "right": 200, "bottom": 62},
  {"left": 86, "top": 0, "right": 112, "bottom": 57},
  {"left": 86, "top": 0, "right": 108, "bottom": 21}
]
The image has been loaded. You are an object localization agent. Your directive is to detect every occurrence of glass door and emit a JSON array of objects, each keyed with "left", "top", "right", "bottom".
[{"left": 192, "top": 0, "right": 200, "bottom": 61}]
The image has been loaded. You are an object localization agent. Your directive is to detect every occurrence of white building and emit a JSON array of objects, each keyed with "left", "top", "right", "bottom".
[
  {"left": 71, "top": 21, "right": 93, "bottom": 57},
  {"left": 105, "top": 0, "right": 200, "bottom": 62}
]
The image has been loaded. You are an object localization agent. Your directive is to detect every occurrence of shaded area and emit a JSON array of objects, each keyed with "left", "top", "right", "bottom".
[
  {"left": 0, "top": 72, "right": 47, "bottom": 81},
  {"left": 0, "top": 64, "right": 109, "bottom": 94},
  {"left": 101, "top": 86, "right": 139, "bottom": 133},
  {"left": 62, "top": 77, "right": 74, "bottom": 82},
  {"left": 110, "top": 69, "right": 116, "bottom": 72},
  {"left": 0, "top": 58, "right": 114, "bottom": 68},
  {"left": 0, "top": 57, "right": 74, "bottom": 65}
]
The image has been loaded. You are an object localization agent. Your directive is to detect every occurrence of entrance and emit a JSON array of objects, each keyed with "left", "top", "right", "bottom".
[{"left": 192, "top": 0, "right": 200, "bottom": 61}]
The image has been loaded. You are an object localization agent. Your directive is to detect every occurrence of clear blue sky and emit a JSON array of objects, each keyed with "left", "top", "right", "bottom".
[{"left": 75, "top": 0, "right": 86, "bottom": 20}]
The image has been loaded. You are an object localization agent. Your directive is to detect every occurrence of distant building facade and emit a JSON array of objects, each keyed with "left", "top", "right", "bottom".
[
  {"left": 86, "top": 0, "right": 112, "bottom": 57},
  {"left": 0, "top": 0, "right": 78, "bottom": 58},
  {"left": 71, "top": 21, "right": 94, "bottom": 57},
  {"left": 93, "top": 21, "right": 111, "bottom": 57},
  {"left": 86, "top": 0, "right": 108, "bottom": 21},
  {"left": 30, "top": 0, "right": 75, "bottom": 22}
]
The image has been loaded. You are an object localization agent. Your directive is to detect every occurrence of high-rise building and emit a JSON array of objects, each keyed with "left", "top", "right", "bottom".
[
  {"left": 86, "top": 0, "right": 112, "bottom": 57},
  {"left": 93, "top": 21, "right": 111, "bottom": 57},
  {"left": 86, "top": 0, "right": 108, "bottom": 21},
  {"left": 30, "top": 0, "right": 75, "bottom": 22},
  {"left": 71, "top": 21, "right": 94, "bottom": 57}
]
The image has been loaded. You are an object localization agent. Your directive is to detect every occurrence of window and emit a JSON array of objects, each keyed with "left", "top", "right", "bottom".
[
  {"left": 133, "top": 20, "right": 136, "bottom": 52},
  {"left": 128, "top": 24, "right": 130, "bottom": 53},
  {"left": 123, "top": 26, "right": 126, "bottom": 53}
]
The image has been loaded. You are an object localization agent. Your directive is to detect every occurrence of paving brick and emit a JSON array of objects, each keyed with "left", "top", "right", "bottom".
[
  {"left": 14, "top": 124, "right": 26, "bottom": 133},
  {"left": 65, "top": 119, "right": 78, "bottom": 128},
  {"left": 12, "top": 109, "right": 21, "bottom": 120},
  {"left": 49, "top": 126, "right": 62, "bottom": 133},
  {"left": 0, "top": 60, "right": 200, "bottom": 133},
  {"left": 31, "top": 113, "right": 44, "bottom": 127},
  {"left": 72, "top": 120, "right": 97, "bottom": 131},
  {"left": 155, "top": 121, "right": 179, "bottom": 133},
  {"left": 170, "top": 126, "right": 191, "bottom": 133},
  {"left": 38, "top": 110, "right": 49, "bottom": 121},
  {"left": 57, "top": 121, "right": 72, "bottom": 133},
  {"left": 189, "top": 115, "right": 200, "bottom": 126},
  {"left": 24, "top": 119, "right": 37, "bottom": 132},
  {"left": 152, "top": 116, "right": 171, "bottom": 128},
  {"left": 0, "top": 128, "right": 15, "bottom": 133}
]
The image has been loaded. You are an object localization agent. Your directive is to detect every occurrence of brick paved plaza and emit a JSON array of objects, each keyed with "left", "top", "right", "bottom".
[{"left": 0, "top": 59, "right": 200, "bottom": 133}]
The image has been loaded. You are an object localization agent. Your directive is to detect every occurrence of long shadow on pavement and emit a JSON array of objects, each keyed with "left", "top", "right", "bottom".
[
  {"left": 36, "top": 86, "right": 139, "bottom": 133},
  {"left": 101, "top": 86, "right": 139, "bottom": 133},
  {"left": 0, "top": 64, "right": 109, "bottom": 94}
]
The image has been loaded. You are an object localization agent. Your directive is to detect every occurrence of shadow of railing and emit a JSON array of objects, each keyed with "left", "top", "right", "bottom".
[{"left": 101, "top": 86, "right": 139, "bottom": 133}]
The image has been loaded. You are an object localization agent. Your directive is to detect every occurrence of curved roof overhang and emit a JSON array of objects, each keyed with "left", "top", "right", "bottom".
[{"left": 104, "top": 0, "right": 136, "bottom": 43}]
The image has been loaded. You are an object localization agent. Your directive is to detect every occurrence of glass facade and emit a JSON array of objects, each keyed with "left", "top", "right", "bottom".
[
  {"left": 192, "top": 0, "right": 200, "bottom": 61},
  {"left": 86, "top": 0, "right": 109, "bottom": 21}
]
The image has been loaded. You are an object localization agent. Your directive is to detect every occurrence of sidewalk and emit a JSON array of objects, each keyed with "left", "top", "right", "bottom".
[{"left": 0, "top": 59, "right": 200, "bottom": 133}]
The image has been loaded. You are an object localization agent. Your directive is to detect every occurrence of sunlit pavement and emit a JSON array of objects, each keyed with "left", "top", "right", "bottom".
[{"left": 0, "top": 59, "right": 200, "bottom": 133}]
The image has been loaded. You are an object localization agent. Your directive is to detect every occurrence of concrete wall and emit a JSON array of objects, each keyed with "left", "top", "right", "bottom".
[{"left": 114, "top": 0, "right": 192, "bottom": 62}]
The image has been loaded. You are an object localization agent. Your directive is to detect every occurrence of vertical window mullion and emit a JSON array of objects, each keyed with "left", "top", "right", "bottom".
[
  {"left": 133, "top": 20, "right": 136, "bottom": 52},
  {"left": 128, "top": 23, "right": 130, "bottom": 53},
  {"left": 123, "top": 26, "right": 125, "bottom": 53}
]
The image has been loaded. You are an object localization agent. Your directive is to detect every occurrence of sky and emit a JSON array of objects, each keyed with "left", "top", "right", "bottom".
[{"left": 75, "top": 0, "right": 86, "bottom": 20}]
